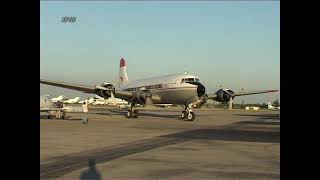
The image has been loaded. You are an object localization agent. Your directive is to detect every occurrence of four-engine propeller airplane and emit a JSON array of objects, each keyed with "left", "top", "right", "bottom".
[{"left": 40, "top": 58, "right": 278, "bottom": 121}]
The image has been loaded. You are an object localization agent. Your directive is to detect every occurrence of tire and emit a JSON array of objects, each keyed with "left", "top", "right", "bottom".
[
  {"left": 181, "top": 111, "right": 187, "bottom": 119},
  {"left": 62, "top": 112, "right": 66, "bottom": 119},
  {"left": 187, "top": 112, "right": 195, "bottom": 121},
  {"left": 133, "top": 110, "right": 139, "bottom": 118},
  {"left": 126, "top": 111, "right": 132, "bottom": 118}
]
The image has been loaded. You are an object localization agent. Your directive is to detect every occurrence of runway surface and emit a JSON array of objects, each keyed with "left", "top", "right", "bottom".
[{"left": 40, "top": 107, "right": 280, "bottom": 179}]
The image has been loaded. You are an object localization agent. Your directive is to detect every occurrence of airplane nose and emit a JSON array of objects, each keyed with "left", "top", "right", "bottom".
[
  {"left": 197, "top": 82, "right": 206, "bottom": 97},
  {"left": 186, "top": 82, "right": 206, "bottom": 97}
]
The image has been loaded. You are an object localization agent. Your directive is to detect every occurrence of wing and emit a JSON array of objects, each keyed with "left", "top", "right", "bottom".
[
  {"left": 233, "top": 90, "right": 278, "bottom": 97},
  {"left": 206, "top": 93, "right": 216, "bottom": 100},
  {"left": 40, "top": 79, "right": 96, "bottom": 93},
  {"left": 206, "top": 89, "right": 278, "bottom": 101},
  {"left": 40, "top": 79, "right": 134, "bottom": 101}
]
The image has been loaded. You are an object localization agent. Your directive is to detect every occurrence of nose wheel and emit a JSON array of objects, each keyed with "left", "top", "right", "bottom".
[{"left": 181, "top": 105, "right": 195, "bottom": 121}]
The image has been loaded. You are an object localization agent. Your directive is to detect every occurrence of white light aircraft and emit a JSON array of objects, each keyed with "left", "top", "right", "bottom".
[
  {"left": 268, "top": 102, "right": 280, "bottom": 110},
  {"left": 63, "top": 97, "right": 80, "bottom": 104},
  {"left": 40, "top": 95, "right": 66, "bottom": 119},
  {"left": 50, "top": 95, "right": 64, "bottom": 103},
  {"left": 40, "top": 95, "right": 85, "bottom": 119},
  {"left": 107, "top": 92, "right": 129, "bottom": 110},
  {"left": 40, "top": 58, "right": 278, "bottom": 121}
]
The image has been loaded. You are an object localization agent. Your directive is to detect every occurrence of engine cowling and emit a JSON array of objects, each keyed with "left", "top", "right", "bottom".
[
  {"left": 214, "top": 89, "right": 235, "bottom": 103},
  {"left": 95, "top": 82, "right": 115, "bottom": 98}
]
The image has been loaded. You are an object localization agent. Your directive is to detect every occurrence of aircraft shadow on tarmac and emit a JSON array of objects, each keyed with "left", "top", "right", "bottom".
[
  {"left": 234, "top": 120, "right": 280, "bottom": 126},
  {"left": 101, "top": 110, "right": 216, "bottom": 120},
  {"left": 93, "top": 110, "right": 180, "bottom": 119},
  {"left": 40, "top": 115, "right": 84, "bottom": 121},
  {"left": 161, "top": 127, "right": 279, "bottom": 144},
  {"left": 40, "top": 120, "right": 279, "bottom": 179},
  {"left": 233, "top": 113, "right": 280, "bottom": 120}
]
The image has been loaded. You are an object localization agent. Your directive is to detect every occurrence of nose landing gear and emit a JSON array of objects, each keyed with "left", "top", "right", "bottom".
[{"left": 181, "top": 104, "right": 195, "bottom": 121}]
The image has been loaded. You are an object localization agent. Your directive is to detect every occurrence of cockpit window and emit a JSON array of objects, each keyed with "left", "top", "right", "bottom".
[
  {"left": 187, "top": 78, "right": 194, "bottom": 82},
  {"left": 181, "top": 78, "right": 199, "bottom": 83}
]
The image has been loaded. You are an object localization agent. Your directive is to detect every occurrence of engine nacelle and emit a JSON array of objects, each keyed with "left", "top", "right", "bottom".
[
  {"left": 95, "top": 82, "right": 115, "bottom": 98},
  {"left": 214, "top": 89, "right": 235, "bottom": 103}
]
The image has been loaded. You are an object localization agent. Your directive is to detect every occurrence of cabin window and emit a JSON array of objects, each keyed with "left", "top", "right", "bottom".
[
  {"left": 195, "top": 78, "right": 199, "bottom": 82},
  {"left": 187, "top": 78, "right": 194, "bottom": 82},
  {"left": 181, "top": 79, "right": 185, "bottom": 83}
]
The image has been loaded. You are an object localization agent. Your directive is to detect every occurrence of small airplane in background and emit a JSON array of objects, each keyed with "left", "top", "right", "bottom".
[
  {"left": 268, "top": 102, "right": 280, "bottom": 110},
  {"left": 154, "top": 104, "right": 173, "bottom": 108},
  {"left": 40, "top": 95, "right": 66, "bottom": 119},
  {"left": 63, "top": 97, "right": 80, "bottom": 104},
  {"left": 107, "top": 92, "right": 129, "bottom": 110},
  {"left": 80, "top": 97, "right": 95, "bottom": 104},
  {"left": 50, "top": 95, "right": 64, "bottom": 103},
  {"left": 41, "top": 58, "right": 279, "bottom": 121},
  {"left": 40, "top": 95, "right": 84, "bottom": 119},
  {"left": 90, "top": 93, "right": 129, "bottom": 109}
]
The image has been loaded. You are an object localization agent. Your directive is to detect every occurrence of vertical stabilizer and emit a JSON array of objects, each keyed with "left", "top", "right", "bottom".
[{"left": 119, "top": 58, "right": 129, "bottom": 87}]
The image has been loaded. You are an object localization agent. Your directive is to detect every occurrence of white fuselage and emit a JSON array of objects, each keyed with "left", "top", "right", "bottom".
[{"left": 119, "top": 73, "right": 201, "bottom": 105}]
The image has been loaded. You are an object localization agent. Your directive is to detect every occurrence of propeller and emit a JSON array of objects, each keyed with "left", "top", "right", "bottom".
[{"left": 223, "top": 88, "right": 235, "bottom": 110}]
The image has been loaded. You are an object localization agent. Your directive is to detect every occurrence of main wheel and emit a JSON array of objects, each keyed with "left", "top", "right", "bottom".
[
  {"left": 187, "top": 112, "right": 195, "bottom": 121},
  {"left": 181, "top": 111, "right": 187, "bottom": 119},
  {"left": 126, "top": 111, "right": 132, "bottom": 118},
  {"left": 133, "top": 109, "right": 139, "bottom": 118},
  {"left": 61, "top": 112, "right": 66, "bottom": 119}
]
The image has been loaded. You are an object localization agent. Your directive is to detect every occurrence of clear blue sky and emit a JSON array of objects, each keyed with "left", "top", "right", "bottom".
[{"left": 40, "top": 1, "right": 280, "bottom": 104}]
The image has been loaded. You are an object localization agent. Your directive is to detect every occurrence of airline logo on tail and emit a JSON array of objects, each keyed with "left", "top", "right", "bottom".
[{"left": 119, "top": 58, "right": 129, "bottom": 87}]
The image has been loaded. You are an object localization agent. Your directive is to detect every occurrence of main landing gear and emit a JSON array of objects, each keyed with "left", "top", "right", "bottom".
[
  {"left": 181, "top": 104, "right": 195, "bottom": 121},
  {"left": 126, "top": 103, "right": 139, "bottom": 118}
]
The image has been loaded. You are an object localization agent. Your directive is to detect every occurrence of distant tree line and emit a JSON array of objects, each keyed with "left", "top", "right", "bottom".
[{"left": 203, "top": 99, "right": 280, "bottom": 109}]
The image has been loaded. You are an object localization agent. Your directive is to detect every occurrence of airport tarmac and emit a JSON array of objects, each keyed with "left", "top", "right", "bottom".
[{"left": 40, "top": 107, "right": 280, "bottom": 179}]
